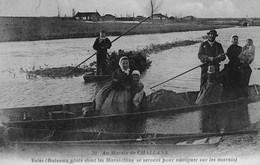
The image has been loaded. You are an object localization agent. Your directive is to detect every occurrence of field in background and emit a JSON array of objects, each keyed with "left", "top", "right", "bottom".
[{"left": 0, "top": 17, "right": 236, "bottom": 42}]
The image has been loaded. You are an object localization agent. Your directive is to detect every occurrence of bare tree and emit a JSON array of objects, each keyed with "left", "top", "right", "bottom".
[
  {"left": 56, "top": 0, "right": 60, "bottom": 17},
  {"left": 145, "top": 0, "right": 162, "bottom": 19},
  {"left": 36, "top": 0, "right": 41, "bottom": 9},
  {"left": 72, "top": 9, "right": 76, "bottom": 17}
]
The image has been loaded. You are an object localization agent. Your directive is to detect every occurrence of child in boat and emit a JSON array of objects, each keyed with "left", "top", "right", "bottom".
[
  {"left": 238, "top": 39, "right": 255, "bottom": 65},
  {"left": 195, "top": 65, "right": 223, "bottom": 105},
  {"left": 130, "top": 70, "right": 147, "bottom": 112}
]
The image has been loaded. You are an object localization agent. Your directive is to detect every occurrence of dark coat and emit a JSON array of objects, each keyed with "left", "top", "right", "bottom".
[
  {"left": 198, "top": 41, "right": 225, "bottom": 71},
  {"left": 222, "top": 44, "right": 242, "bottom": 89},
  {"left": 226, "top": 44, "right": 242, "bottom": 68},
  {"left": 93, "top": 37, "right": 112, "bottom": 64},
  {"left": 198, "top": 41, "right": 225, "bottom": 88},
  {"left": 111, "top": 69, "right": 132, "bottom": 91}
]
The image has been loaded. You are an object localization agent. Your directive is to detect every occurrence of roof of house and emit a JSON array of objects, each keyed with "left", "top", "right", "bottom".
[
  {"left": 74, "top": 12, "right": 101, "bottom": 17},
  {"left": 184, "top": 15, "right": 195, "bottom": 19},
  {"left": 103, "top": 14, "right": 115, "bottom": 17},
  {"left": 169, "top": 16, "right": 176, "bottom": 20},
  {"left": 152, "top": 13, "right": 168, "bottom": 18}
]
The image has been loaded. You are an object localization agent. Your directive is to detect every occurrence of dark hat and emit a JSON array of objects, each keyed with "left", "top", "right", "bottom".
[
  {"left": 100, "top": 29, "right": 106, "bottom": 33},
  {"left": 207, "top": 29, "right": 218, "bottom": 37}
]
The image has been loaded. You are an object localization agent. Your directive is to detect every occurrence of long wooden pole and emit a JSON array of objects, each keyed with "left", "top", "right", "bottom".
[
  {"left": 67, "top": 16, "right": 151, "bottom": 74},
  {"left": 150, "top": 63, "right": 205, "bottom": 89}
]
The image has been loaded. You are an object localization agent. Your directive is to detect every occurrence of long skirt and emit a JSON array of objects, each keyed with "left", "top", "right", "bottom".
[
  {"left": 100, "top": 90, "right": 131, "bottom": 115},
  {"left": 239, "top": 65, "right": 252, "bottom": 97},
  {"left": 221, "top": 65, "right": 244, "bottom": 99},
  {"left": 95, "top": 85, "right": 113, "bottom": 111},
  {"left": 221, "top": 64, "right": 241, "bottom": 89},
  {"left": 195, "top": 82, "right": 223, "bottom": 105}
]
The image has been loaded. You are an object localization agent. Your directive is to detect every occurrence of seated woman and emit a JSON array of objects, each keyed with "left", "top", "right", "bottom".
[
  {"left": 130, "top": 70, "right": 147, "bottom": 112},
  {"left": 195, "top": 65, "right": 223, "bottom": 105},
  {"left": 95, "top": 56, "right": 132, "bottom": 115}
]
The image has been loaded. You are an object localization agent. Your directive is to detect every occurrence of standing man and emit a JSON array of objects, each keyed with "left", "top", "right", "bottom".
[
  {"left": 93, "top": 30, "right": 112, "bottom": 75},
  {"left": 198, "top": 29, "right": 225, "bottom": 88}
]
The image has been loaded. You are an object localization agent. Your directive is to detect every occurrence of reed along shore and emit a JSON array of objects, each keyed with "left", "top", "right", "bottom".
[{"left": 0, "top": 17, "right": 234, "bottom": 42}]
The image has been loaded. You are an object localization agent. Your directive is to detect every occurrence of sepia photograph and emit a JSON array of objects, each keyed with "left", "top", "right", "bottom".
[{"left": 0, "top": 0, "right": 260, "bottom": 164}]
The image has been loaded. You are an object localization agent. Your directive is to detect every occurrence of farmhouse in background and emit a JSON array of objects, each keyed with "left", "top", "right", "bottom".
[
  {"left": 74, "top": 12, "right": 101, "bottom": 21},
  {"left": 183, "top": 15, "right": 196, "bottom": 21},
  {"left": 152, "top": 13, "right": 168, "bottom": 23},
  {"left": 167, "top": 16, "right": 176, "bottom": 23},
  {"left": 153, "top": 13, "right": 168, "bottom": 20},
  {"left": 102, "top": 14, "right": 116, "bottom": 22},
  {"left": 136, "top": 16, "right": 145, "bottom": 19},
  {"left": 175, "top": 15, "right": 196, "bottom": 23},
  {"left": 239, "top": 18, "right": 254, "bottom": 26}
]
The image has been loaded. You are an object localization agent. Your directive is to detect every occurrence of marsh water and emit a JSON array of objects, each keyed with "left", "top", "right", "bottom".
[{"left": 0, "top": 26, "right": 260, "bottom": 134}]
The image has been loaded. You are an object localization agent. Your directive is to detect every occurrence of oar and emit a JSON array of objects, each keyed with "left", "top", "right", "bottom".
[
  {"left": 150, "top": 63, "right": 206, "bottom": 89},
  {"left": 67, "top": 16, "right": 151, "bottom": 74}
]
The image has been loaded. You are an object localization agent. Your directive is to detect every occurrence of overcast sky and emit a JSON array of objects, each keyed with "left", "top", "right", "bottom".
[{"left": 0, "top": 0, "right": 260, "bottom": 18}]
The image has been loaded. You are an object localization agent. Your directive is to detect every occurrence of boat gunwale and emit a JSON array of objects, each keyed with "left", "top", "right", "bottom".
[{"left": 10, "top": 129, "right": 258, "bottom": 145}]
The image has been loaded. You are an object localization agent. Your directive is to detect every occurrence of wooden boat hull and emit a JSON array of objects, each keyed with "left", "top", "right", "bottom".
[
  {"left": 1, "top": 84, "right": 260, "bottom": 130},
  {"left": 4, "top": 126, "right": 257, "bottom": 145},
  {"left": 0, "top": 99, "right": 251, "bottom": 130}
]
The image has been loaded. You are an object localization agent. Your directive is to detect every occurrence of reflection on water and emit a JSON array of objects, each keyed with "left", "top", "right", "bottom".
[
  {"left": 3, "top": 101, "right": 254, "bottom": 143},
  {"left": 201, "top": 102, "right": 250, "bottom": 133},
  {"left": 144, "top": 111, "right": 201, "bottom": 134},
  {"left": 56, "top": 101, "right": 252, "bottom": 134}
]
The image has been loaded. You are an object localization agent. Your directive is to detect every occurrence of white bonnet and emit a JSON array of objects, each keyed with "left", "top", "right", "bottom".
[{"left": 132, "top": 70, "right": 140, "bottom": 76}]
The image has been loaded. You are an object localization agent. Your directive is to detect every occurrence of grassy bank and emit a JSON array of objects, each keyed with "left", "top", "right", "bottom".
[{"left": 0, "top": 17, "right": 233, "bottom": 42}]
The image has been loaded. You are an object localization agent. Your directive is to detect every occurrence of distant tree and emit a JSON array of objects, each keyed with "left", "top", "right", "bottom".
[
  {"left": 58, "top": 5, "right": 60, "bottom": 17},
  {"left": 145, "top": 0, "right": 162, "bottom": 19},
  {"left": 36, "top": 0, "right": 41, "bottom": 9},
  {"left": 72, "top": 9, "right": 76, "bottom": 17},
  {"left": 56, "top": 0, "right": 60, "bottom": 17}
]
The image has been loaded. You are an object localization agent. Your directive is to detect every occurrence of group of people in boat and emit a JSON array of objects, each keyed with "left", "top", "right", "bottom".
[
  {"left": 87, "top": 29, "right": 255, "bottom": 114},
  {"left": 196, "top": 29, "right": 255, "bottom": 105},
  {"left": 84, "top": 29, "right": 146, "bottom": 115}
]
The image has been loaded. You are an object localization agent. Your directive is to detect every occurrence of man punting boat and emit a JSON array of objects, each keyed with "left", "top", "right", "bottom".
[
  {"left": 93, "top": 29, "right": 112, "bottom": 75},
  {"left": 198, "top": 29, "right": 225, "bottom": 89}
]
